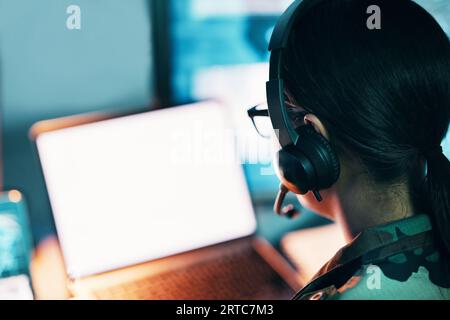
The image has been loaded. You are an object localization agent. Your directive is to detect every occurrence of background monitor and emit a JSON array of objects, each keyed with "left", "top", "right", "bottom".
[{"left": 169, "top": 0, "right": 292, "bottom": 202}]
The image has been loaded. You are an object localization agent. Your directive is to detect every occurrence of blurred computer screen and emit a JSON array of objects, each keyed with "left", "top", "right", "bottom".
[
  {"left": 0, "top": 191, "right": 34, "bottom": 300},
  {"left": 170, "top": 0, "right": 292, "bottom": 202}
]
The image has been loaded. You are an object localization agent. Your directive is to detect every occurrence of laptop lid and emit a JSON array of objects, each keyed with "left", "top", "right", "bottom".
[{"left": 33, "top": 102, "right": 257, "bottom": 278}]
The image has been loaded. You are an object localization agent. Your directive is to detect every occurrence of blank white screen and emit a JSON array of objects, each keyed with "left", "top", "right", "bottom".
[{"left": 36, "top": 102, "right": 257, "bottom": 278}]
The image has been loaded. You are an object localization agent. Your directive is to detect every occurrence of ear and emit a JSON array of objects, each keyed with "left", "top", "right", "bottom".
[{"left": 304, "top": 114, "right": 330, "bottom": 141}]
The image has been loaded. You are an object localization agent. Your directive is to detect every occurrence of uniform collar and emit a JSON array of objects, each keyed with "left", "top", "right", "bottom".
[
  {"left": 295, "top": 214, "right": 435, "bottom": 300},
  {"left": 316, "top": 214, "right": 433, "bottom": 276}
]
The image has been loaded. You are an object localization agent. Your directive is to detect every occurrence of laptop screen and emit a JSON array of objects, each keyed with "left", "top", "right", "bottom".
[{"left": 35, "top": 102, "right": 257, "bottom": 278}]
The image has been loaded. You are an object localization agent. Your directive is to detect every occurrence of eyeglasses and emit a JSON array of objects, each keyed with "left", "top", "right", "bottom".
[
  {"left": 247, "top": 102, "right": 310, "bottom": 139},
  {"left": 247, "top": 103, "right": 272, "bottom": 139}
]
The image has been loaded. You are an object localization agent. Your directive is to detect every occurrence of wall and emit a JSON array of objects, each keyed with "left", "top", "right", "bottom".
[{"left": 0, "top": 0, "right": 153, "bottom": 242}]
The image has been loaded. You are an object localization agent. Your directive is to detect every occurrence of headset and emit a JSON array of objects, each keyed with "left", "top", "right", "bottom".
[{"left": 267, "top": 0, "right": 341, "bottom": 218}]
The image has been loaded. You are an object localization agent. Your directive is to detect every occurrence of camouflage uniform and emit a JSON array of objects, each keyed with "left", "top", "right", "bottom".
[{"left": 294, "top": 214, "right": 450, "bottom": 300}]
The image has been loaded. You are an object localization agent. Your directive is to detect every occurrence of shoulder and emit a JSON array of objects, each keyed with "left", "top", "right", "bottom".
[
  {"left": 297, "top": 263, "right": 450, "bottom": 300},
  {"left": 329, "top": 264, "right": 449, "bottom": 300}
]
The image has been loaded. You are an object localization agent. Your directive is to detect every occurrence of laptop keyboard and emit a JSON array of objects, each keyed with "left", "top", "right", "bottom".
[{"left": 93, "top": 246, "right": 293, "bottom": 300}]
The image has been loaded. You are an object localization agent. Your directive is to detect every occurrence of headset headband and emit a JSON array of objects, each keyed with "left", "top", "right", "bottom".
[{"left": 267, "top": 0, "right": 326, "bottom": 147}]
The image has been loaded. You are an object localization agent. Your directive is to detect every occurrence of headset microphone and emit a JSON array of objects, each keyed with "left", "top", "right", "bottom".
[{"left": 274, "top": 184, "right": 300, "bottom": 219}]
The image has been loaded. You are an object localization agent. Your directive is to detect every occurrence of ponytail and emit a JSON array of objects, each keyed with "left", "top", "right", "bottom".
[{"left": 424, "top": 147, "right": 450, "bottom": 254}]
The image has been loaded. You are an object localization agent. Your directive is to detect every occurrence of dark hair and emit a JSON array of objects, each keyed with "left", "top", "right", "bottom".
[{"left": 282, "top": 0, "right": 450, "bottom": 251}]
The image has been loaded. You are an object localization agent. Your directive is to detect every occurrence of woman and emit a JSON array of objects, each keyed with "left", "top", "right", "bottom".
[{"left": 263, "top": 0, "right": 450, "bottom": 299}]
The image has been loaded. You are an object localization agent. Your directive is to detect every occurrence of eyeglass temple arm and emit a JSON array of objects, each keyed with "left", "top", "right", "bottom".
[{"left": 247, "top": 107, "right": 270, "bottom": 118}]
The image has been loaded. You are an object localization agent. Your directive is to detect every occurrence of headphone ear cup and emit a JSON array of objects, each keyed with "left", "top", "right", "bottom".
[
  {"left": 274, "top": 125, "right": 341, "bottom": 195},
  {"left": 275, "top": 148, "right": 314, "bottom": 194},
  {"left": 295, "top": 125, "right": 340, "bottom": 190}
]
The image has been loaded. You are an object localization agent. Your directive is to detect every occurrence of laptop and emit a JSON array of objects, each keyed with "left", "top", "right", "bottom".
[{"left": 31, "top": 101, "right": 301, "bottom": 300}]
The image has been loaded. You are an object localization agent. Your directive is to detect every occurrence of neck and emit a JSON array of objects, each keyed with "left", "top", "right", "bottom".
[{"left": 332, "top": 174, "right": 415, "bottom": 242}]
